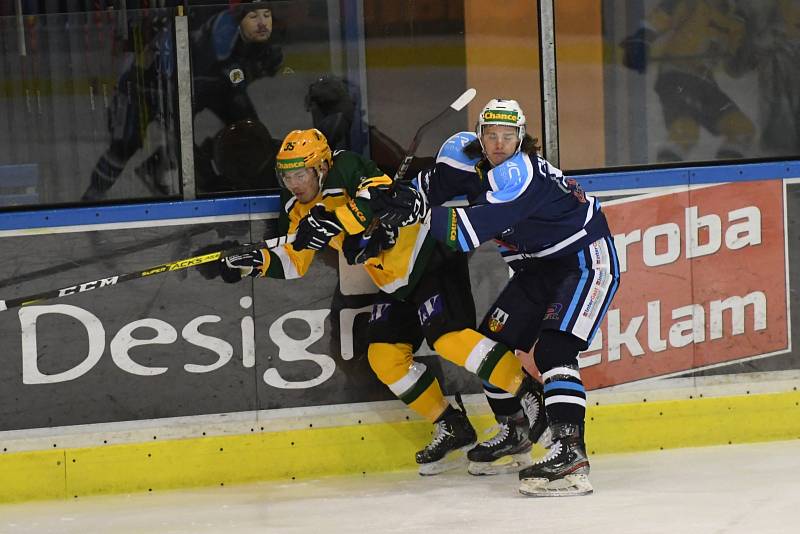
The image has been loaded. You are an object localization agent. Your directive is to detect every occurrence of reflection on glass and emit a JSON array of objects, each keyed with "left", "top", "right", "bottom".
[
  {"left": 82, "top": 9, "right": 180, "bottom": 202},
  {"left": 554, "top": 0, "right": 605, "bottom": 169},
  {"left": 363, "top": 0, "right": 469, "bottom": 178},
  {"left": 362, "top": 1, "right": 542, "bottom": 178},
  {"left": 736, "top": 0, "right": 800, "bottom": 158},
  {"left": 189, "top": 2, "right": 283, "bottom": 195},
  {"left": 0, "top": 8, "right": 180, "bottom": 208},
  {"left": 609, "top": 0, "right": 800, "bottom": 166},
  {"left": 189, "top": 1, "right": 357, "bottom": 196}
]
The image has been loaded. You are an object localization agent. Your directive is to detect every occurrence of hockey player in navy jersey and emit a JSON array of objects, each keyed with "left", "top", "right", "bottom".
[{"left": 372, "top": 99, "right": 621, "bottom": 496}]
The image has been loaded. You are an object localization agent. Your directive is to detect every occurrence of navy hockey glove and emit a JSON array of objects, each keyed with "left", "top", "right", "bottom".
[
  {"left": 292, "top": 205, "right": 344, "bottom": 251},
  {"left": 342, "top": 224, "right": 398, "bottom": 265},
  {"left": 620, "top": 28, "right": 655, "bottom": 74},
  {"left": 371, "top": 181, "right": 429, "bottom": 227},
  {"left": 220, "top": 246, "right": 267, "bottom": 283}
]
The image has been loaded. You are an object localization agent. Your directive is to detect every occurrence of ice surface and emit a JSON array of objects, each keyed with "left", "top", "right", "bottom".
[{"left": 1, "top": 440, "right": 798, "bottom": 534}]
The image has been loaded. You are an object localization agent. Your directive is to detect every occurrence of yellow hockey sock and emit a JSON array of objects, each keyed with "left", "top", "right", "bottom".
[
  {"left": 433, "top": 329, "right": 525, "bottom": 394},
  {"left": 367, "top": 343, "right": 449, "bottom": 422}
]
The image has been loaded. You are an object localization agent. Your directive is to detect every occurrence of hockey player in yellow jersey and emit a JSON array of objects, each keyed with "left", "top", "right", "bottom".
[{"left": 214, "top": 128, "right": 546, "bottom": 475}]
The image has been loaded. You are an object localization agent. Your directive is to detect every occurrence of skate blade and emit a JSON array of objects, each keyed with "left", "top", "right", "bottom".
[
  {"left": 518, "top": 474, "right": 593, "bottom": 497},
  {"left": 418, "top": 444, "right": 474, "bottom": 476},
  {"left": 468, "top": 453, "right": 534, "bottom": 476}
]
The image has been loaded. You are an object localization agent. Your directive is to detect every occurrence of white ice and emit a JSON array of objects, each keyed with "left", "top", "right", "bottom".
[{"left": 1, "top": 440, "right": 798, "bottom": 534}]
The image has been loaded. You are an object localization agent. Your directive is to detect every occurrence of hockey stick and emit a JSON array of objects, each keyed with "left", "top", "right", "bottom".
[
  {"left": 394, "top": 87, "right": 476, "bottom": 182},
  {"left": 365, "top": 87, "right": 477, "bottom": 237},
  {"left": 0, "top": 226, "right": 213, "bottom": 290},
  {"left": 0, "top": 234, "right": 295, "bottom": 312}
]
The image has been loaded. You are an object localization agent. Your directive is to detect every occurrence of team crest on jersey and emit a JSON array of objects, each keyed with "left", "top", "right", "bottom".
[
  {"left": 544, "top": 303, "right": 563, "bottom": 321},
  {"left": 229, "top": 68, "right": 245, "bottom": 85},
  {"left": 418, "top": 294, "right": 444, "bottom": 325},
  {"left": 370, "top": 303, "right": 391, "bottom": 323},
  {"left": 488, "top": 307, "right": 508, "bottom": 333}
]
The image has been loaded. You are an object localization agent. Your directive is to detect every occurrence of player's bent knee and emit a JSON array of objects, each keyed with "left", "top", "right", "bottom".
[
  {"left": 669, "top": 116, "right": 699, "bottom": 146},
  {"left": 367, "top": 342, "right": 414, "bottom": 384},
  {"left": 719, "top": 111, "right": 755, "bottom": 142}
]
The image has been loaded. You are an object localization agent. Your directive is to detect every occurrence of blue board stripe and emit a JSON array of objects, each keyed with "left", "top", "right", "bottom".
[
  {"left": 0, "top": 196, "right": 282, "bottom": 231},
  {"left": 577, "top": 160, "right": 800, "bottom": 192}
]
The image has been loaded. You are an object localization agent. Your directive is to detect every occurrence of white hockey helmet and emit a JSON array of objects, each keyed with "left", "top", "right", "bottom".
[{"left": 476, "top": 98, "right": 526, "bottom": 151}]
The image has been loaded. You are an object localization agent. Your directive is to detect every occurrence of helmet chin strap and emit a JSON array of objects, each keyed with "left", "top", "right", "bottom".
[{"left": 314, "top": 164, "right": 330, "bottom": 193}]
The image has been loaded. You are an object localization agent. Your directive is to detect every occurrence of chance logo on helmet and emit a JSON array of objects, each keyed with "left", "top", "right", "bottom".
[
  {"left": 276, "top": 157, "right": 306, "bottom": 171},
  {"left": 482, "top": 110, "right": 519, "bottom": 124},
  {"left": 477, "top": 99, "right": 526, "bottom": 131}
]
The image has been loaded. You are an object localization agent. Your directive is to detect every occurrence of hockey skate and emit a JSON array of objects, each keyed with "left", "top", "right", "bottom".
[
  {"left": 518, "top": 423, "right": 593, "bottom": 497},
  {"left": 467, "top": 412, "right": 533, "bottom": 475},
  {"left": 518, "top": 375, "right": 551, "bottom": 447},
  {"left": 135, "top": 146, "right": 177, "bottom": 196},
  {"left": 416, "top": 406, "right": 477, "bottom": 476}
]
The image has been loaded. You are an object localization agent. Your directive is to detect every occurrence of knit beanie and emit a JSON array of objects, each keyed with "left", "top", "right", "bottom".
[{"left": 231, "top": 0, "right": 270, "bottom": 24}]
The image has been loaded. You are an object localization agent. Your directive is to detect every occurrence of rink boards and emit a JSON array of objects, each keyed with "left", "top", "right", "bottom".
[{"left": 1, "top": 161, "right": 799, "bottom": 502}]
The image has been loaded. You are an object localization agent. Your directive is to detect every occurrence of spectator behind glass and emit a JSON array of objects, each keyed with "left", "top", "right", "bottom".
[
  {"left": 190, "top": 0, "right": 284, "bottom": 193},
  {"left": 82, "top": 0, "right": 284, "bottom": 201}
]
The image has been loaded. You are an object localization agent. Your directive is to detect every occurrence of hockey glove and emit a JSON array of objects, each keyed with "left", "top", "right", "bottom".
[
  {"left": 292, "top": 205, "right": 344, "bottom": 251},
  {"left": 194, "top": 241, "right": 241, "bottom": 280},
  {"left": 220, "top": 246, "right": 267, "bottom": 283},
  {"left": 371, "top": 181, "right": 429, "bottom": 227},
  {"left": 342, "top": 224, "right": 398, "bottom": 265}
]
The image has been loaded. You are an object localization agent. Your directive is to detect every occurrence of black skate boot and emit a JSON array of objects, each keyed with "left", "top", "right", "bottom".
[
  {"left": 467, "top": 411, "right": 533, "bottom": 475},
  {"left": 135, "top": 146, "right": 177, "bottom": 196},
  {"left": 518, "top": 423, "right": 593, "bottom": 497},
  {"left": 82, "top": 151, "right": 125, "bottom": 201},
  {"left": 518, "top": 374, "right": 550, "bottom": 446},
  {"left": 416, "top": 405, "right": 477, "bottom": 476}
]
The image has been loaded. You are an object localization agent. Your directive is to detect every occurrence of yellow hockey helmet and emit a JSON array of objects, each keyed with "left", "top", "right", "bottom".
[{"left": 275, "top": 128, "right": 333, "bottom": 188}]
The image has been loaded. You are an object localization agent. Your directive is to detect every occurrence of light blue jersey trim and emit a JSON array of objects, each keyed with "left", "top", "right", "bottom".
[
  {"left": 457, "top": 229, "right": 470, "bottom": 251},
  {"left": 486, "top": 152, "right": 535, "bottom": 204},
  {"left": 436, "top": 132, "right": 480, "bottom": 172},
  {"left": 561, "top": 249, "right": 589, "bottom": 330}
]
